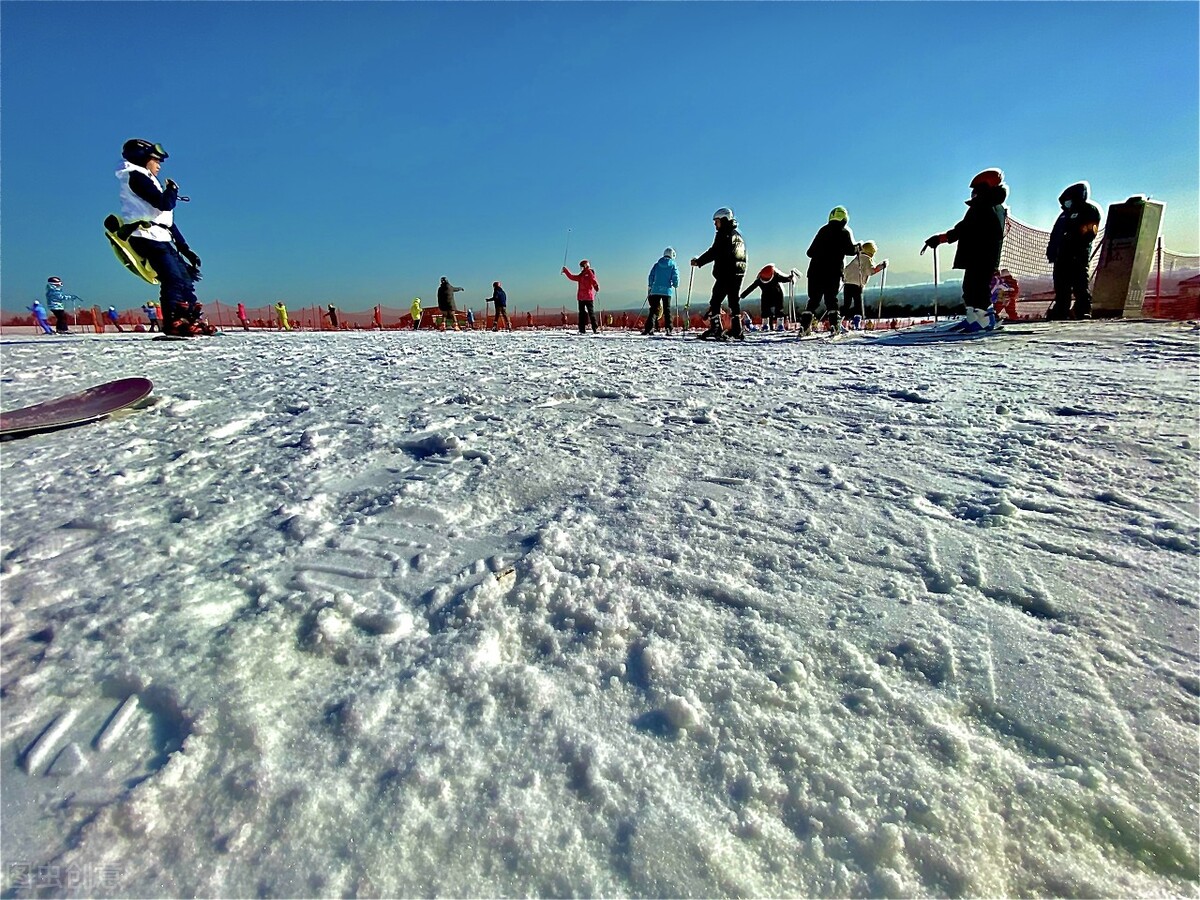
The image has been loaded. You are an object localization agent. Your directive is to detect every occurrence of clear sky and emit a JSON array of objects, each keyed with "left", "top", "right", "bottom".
[{"left": 2, "top": 1, "right": 1197, "bottom": 313}]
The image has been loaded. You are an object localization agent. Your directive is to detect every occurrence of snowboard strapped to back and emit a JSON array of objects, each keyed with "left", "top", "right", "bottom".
[{"left": 104, "top": 215, "right": 159, "bottom": 285}]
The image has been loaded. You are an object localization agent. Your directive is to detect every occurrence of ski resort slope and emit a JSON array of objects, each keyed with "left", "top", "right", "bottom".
[{"left": 1, "top": 322, "right": 1197, "bottom": 898}]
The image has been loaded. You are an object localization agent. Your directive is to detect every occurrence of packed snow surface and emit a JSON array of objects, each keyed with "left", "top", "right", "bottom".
[{"left": 1, "top": 322, "right": 1198, "bottom": 898}]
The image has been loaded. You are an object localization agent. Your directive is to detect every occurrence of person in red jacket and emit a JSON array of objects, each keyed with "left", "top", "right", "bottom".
[{"left": 562, "top": 260, "right": 600, "bottom": 334}]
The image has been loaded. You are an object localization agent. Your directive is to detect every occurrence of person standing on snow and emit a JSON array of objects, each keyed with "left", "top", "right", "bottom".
[
  {"left": 740, "top": 264, "right": 795, "bottom": 333},
  {"left": 1046, "top": 181, "right": 1102, "bottom": 321},
  {"left": 142, "top": 301, "right": 160, "bottom": 332},
  {"left": 488, "top": 282, "right": 512, "bottom": 331},
  {"left": 691, "top": 207, "right": 748, "bottom": 340},
  {"left": 236, "top": 302, "right": 251, "bottom": 331},
  {"left": 105, "top": 306, "right": 126, "bottom": 332},
  {"left": 44, "top": 277, "right": 76, "bottom": 333},
  {"left": 437, "top": 277, "right": 464, "bottom": 331},
  {"left": 410, "top": 297, "right": 423, "bottom": 329},
  {"left": 842, "top": 242, "right": 887, "bottom": 328},
  {"left": 922, "top": 168, "right": 1009, "bottom": 332},
  {"left": 274, "top": 300, "right": 291, "bottom": 331},
  {"left": 643, "top": 248, "right": 679, "bottom": 336},
  {"left": 28, "top": 299, "right": 54, "bottom": 335},
  {"left": 563, "top": 260, "right": 600, "bottom": 334},
  {"left": 325, "top": 304, "right": 340, "bottom": 329},
  {"left": 116, "top": 139, "right": 210, "bottom": 335},
  {"left": 802, "top": 207, "right": 856, "bottom": 335}
]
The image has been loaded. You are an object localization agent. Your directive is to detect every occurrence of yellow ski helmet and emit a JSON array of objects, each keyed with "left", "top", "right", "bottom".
[
  {"left": 829, "top": 206, "right": 848, "bottom": 223},
  {"left": 861, "top": 241, "right": 877, "bottom": 256}
]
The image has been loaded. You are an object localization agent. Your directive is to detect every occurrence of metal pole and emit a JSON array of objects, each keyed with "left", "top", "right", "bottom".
[
  {"left": 877, "top": 265, "right": 887, "bottom": 323},
  {"left": 1155, "top": 235, "right": 1163, "bottom": 313},
  {"left": 932, "top": 245, "right": 940, "bottom": 322},
  {"left": 562, "top": 228, "right": 571, "bottom": 269},
  {"left": 684, "top": 266, "right": 694, "bottom": 332}
]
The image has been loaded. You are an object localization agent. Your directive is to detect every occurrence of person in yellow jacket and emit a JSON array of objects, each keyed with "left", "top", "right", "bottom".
[
  {"left": 410, "top": 297, "right": 422, "bottom": 330},
  {"left": 274, "top": 300, "right": 291, "bottom": 331}
]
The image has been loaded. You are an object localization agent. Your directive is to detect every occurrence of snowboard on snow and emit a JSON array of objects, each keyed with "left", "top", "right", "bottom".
[{"left": 0, "top": 377, "right": 154, "bottom": 438}]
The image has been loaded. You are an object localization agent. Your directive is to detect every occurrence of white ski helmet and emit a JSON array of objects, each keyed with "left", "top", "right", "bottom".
[
  {"left": 712, "top": 207, "right": 734, "bottom": 222},
  {"left": 663, "top": 247, "right": 676, "bottom": 258}
]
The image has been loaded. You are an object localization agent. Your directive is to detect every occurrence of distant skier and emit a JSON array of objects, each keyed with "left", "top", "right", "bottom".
[
  {"left": 802, "top": 207, "right": 856, "bottom": 335},
  {"left": 991, "top": 269, "right": 1020, "bottom": 321},
  {"left": 691, "top": 208, "right": 748, "bottom": 340},
  {"left": 410, "top": 297, "right": 422, "bottom": 329},
  {"left": 466, "top": 308, "right": 475, "bottom": 329},
  {"left": 325, "top": 304, "right": 339, "bottom": 329},
  {"left": 643, "top": 248, "right": 679, "bottom": 336},
  {"left": 274, "top": 301, "right": 291, "bottom": 331},
  {"left": 142, "top": 302, "right": 160, "bottom": 332},
  {"left": 116, "top": 139, "right": 212, "bottom": 335},
  {"left": 842, "top": 242, "right": 887, "bottom": 327},
  {"left": 237, "top": 302, "right": 251, "bottom": 331},
  {"left": 45, "top": 277, "right": 77, "bottom": 333},
  {"left": 740, "top": 264, "right": 795, "bottom": 334},
  {"left": 922, "top": 168, "right": 1009, "bottom": 333},
  {"left": 105, "top": 306, "right": 125, "bottom": 333},
  {"left": 28, "top": 299, "right": 53, "bottom": 335},
  {"left": 488, "top": 282, "right": 512, "bottom": 331},
  {"left": 1046, "top": 181, "right": 1102, "bottom": 321},
  {"left": 562, "top": 260, "right": 600, "bottom": 334}
]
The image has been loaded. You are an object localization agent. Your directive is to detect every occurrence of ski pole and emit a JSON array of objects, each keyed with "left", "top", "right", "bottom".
[
  {"left": 932, "top": 245, "right": 940, "bottom": 322},
  {"left": 562, "top": 228, "right": 571, "bottom": 270},
  {"left": 876, "top": 265, "right": 886, "bottom": 323},
  {"left": 684, "top": 265, "right": 694, "bottom": 332}
]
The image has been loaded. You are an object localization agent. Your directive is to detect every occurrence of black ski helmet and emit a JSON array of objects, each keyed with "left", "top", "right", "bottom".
[{"left": 122, "top": 139, "right": 168, "bottom": 166}]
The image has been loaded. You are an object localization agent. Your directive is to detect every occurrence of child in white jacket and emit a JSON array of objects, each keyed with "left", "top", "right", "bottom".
[{"left": 841, "top": 241, "right": 887, "bottom": 329}]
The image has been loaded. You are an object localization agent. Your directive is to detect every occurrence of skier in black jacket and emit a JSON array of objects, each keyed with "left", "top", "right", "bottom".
[
  {"left": 923, "top": 168, "right": 1010, "bottom": 332},
  {"left": 740, "top": 264, "right": 795, "bottom": 332},
  {"left": 802, "top": 207, "right": 856, "bottom": 334},
  {"left": 691, "top": 207, "right": 748, "bottom": 340},
  {"left": 1045, "top": 181, "right": 1103, "bottom": 320}
]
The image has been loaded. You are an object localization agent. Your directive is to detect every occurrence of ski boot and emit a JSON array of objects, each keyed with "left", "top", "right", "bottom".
[
  {"left": 798, "top": 311, "right": 815, "bottom": 337},
  {"left": 698, "top": 315, "right": 725, "bottom": 341}
]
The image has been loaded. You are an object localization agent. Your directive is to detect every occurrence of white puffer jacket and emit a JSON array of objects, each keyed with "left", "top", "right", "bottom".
[{"left": 116, "top": 161, "right": 174, "bottom": 242}]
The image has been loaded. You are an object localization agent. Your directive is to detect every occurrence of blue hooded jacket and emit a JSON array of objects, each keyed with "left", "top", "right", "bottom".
[{"left": 648, "top": 256, "right": 679, "bottom": 297}]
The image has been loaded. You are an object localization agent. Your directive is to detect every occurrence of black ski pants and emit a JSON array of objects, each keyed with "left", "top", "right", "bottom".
[
  {"left": 1051, "top": 260, "right": 1091, "bottom": 319},
  {"left": 643, "top": 294, "right": 671, "bottom": 333},
  {"left": 705, "top": 276, "right": 745, "bottom": 323},
  {"left": 578, "top": 300, "right": 598, "bottom": 333},
  {"left": 130, "top": 237, "right": 200, "bottom": 327},
  {"left": 961, "top": 267, "right": 992, "bottom": 311},
  {"left": 806, "top": 278, "right": 840, "bottom": 315},
  {"left": 841, "top": 284, "right": 864, "bottom": 319}
]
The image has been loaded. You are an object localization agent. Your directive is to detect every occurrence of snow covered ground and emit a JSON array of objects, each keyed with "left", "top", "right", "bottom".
[{"left": 1, "top": 321, "right": 1197, "bottom": 898}]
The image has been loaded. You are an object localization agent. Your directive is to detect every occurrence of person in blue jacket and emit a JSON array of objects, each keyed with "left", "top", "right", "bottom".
[
  {"left": 28, "top": 299, "right": 54, "bottom": 334},
  {"left": 45, "top": 277, "right": 77, "bottom": 333},
  {"left": 488, "top": 282, "right": 512, "bottom": 331},
  {"left": 141, "top": 302, "right": 160, "bottom": 332},
  {"left": 116, "top": 139, "right": 212, "bottom": 335},
  {"left": 643, "top": 248, "right": 679, "bottom": 335}
]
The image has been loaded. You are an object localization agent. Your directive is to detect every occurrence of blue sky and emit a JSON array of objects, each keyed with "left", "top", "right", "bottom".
[{"left": 2, "top": 1, "right": 1197, "bottom": 313}]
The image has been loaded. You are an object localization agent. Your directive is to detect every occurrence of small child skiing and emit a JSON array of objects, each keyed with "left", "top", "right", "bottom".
[
  {"left": 28, "top": 299, "right": 54, "bottom": 334},
  {"left": 922, "top": 168, "right": 1009, "bottom": 332},
  {"left": 691, "top": 207, "right": 748, "bottom": 340},
  {"left": 842, "top": 242, "right": 887, "bottom": 329},
  {"left": 142, "top": 302, "right": 160, "bottom": 332},
  {"left": 105, "top": 306, "right": 126, "bottom": 332},
  {"left": 739, "top": 264, "right": 795, "bottom": 333},
  {"left": 45, "top": 277, "right": 77, "bottom": 333},
  {"left": 803, "top": 207, "right": 856, "bottom": 335},
  {"left": 991, "top": 268, "right": 1020, "bottom": 321},
  {"left": 643, "top": 248, "right": 679, "bottom": 336}
]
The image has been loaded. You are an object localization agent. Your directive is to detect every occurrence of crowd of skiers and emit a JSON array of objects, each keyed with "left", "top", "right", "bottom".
[{"left": 33, "top": 141, "right": 1106, "bottom": 341}]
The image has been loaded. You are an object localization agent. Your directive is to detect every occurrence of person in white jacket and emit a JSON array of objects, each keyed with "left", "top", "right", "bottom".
[
  {"left": 116, "top": 138, "right": 210, "bottom": 335},
  {"left": 841, "top": 241, "right": 887, "bottom": 329}
]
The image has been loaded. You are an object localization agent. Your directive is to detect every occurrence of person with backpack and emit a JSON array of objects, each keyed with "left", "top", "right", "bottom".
[
  {"left": 562, "top": 260, "right": 600, "bottom": 334},
  {"left": 691, "top": 207, "right": 748, "bottom": 341},
  {"left": 643, "top": 248, "right": 679, "bottom": 335},
  {"left": 923, "top": 168, "right": 1010, "bottom": 332}
]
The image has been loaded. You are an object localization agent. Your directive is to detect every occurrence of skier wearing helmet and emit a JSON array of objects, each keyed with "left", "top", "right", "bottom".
[
  {"left": 842, "top": 241, "right": 888, "bottom": 328},
  {"left": 643, "top": 248, "right": 679, "bottom": 336},
  {"left": 44, "top": 277, "right": 77, "bottom": 333},
  {"left": 115, "top": 138, "right": 211, "bottom": 335},
  {"left": 1045, "top": 181, "right": 1102, "bottom": 320},
  {"left": 739, "top": 264, "right": 796, "bottom": 333},
  {"left": 802, "top": 207, "right": 856, "bottom": 335},
  {"left": 923, "top": 168, "right": 1010, "bottom": 332},
  {"left": 691, "top": 207, "right": 748, "bottom": 340}
]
